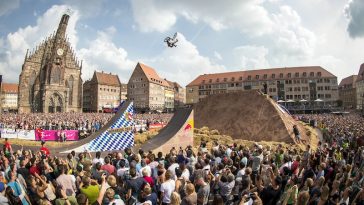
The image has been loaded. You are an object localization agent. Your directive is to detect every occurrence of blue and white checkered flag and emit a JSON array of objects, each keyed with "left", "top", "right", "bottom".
[{"left": 86, "top": 102, "right": 134, "bottom": 151}]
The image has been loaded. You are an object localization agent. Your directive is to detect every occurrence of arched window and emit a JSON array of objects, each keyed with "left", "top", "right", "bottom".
[
  {"left": 29, "top": 70, "right": 36, "bottom": 105},
  {"left": 51, "top": 66, "right": 61, "bottom": 84},
  {"left": 68, "top": 75, "right": 74, "bottom": 105}
]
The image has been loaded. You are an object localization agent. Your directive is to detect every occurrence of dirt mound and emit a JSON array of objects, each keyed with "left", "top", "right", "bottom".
[{"left": 194, "top": 90, "right": 308, "bottom": 144}]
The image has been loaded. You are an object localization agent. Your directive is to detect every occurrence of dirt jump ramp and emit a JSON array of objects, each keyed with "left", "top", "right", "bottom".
[
  {"left": 137, "top": 108, "right": 194, "bottom": 153},
  {"left": 194, "top": 90, "right": 308, "bottom": 144}
]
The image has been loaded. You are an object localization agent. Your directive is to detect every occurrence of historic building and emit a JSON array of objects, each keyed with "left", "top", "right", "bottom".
[
  {"left": 356, "top": 63, "right": 364, "bottom": 110},
  {"left": 0, "top": 83, "right": 19, "bottom": 112},
  {"left": 128, "top": 62, "right": 176, "bottom": 111},
  {"left": 83, "top": 71, "right": 124, "bottom": 112},
  {"left": 339, "top": 75, "right": 357, "bottom": 109},
  {"left": 164, "top": 84, "right": 174, "bottom": 111},
  {"left": 186, "top": 66, "right": 339, "bottom": 105},
  {"left": 18, "top": 14, "right": 82, "bottom": 113},
  {"left": 166, "top": 80, "right": 186, "bottom": 108}
]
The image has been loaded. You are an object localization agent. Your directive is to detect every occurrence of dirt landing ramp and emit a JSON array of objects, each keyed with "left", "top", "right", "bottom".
[
  {"left": 137, "top": 109, "right": 194, "bottom": 153},
  {"left": 194, "top": 90, "right": 308, "bottom": 143}
]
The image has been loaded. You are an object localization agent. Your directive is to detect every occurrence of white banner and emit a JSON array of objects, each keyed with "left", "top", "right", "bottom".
[
  {"left": 0, "top": 129, "right": 36, "bottom": 140},
  {"left": 1, "top": 129, "right": 18, "bottom": 139},
  {"left": 17, "top": 130, "right": 35, "bottom": 140}
]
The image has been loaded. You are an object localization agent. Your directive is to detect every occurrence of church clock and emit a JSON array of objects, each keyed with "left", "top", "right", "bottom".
[{"left": 57, "top": 48, "right": 64, "bottom": 56}]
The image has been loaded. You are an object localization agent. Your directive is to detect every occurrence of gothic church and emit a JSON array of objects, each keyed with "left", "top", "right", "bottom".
[{"left": 18, "top": 14, "right": 82, "bottom": 113}]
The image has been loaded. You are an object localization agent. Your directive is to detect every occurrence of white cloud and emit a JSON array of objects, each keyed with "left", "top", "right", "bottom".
[
  {"left": 143, "top": 33, "right": 225, "bottom": 86},
  {"left": 78, "top": 27, "right": 135, "bottom": 82},
  {"left": 61, "top": 0, "right": 106, "bottom": 17},
  {"left": 0, "top": 0, "right": 20, "bottom": 16},
  {"left": 131, "top": 0, "right": 273, "bottom": 35},
  {"left": 214, "top": 51, "right": 222, "bottom": 61},
  {"left": 234, "top": 45, "right": 270, "bottom": 69},
  {"left": 131, "top": 0, "right": 177, "bottom": 33},
  {"left": 0, "top": 5, "right": 80, "bottom": 82},
  {"left": 268, "top": 6, "right": 317, "bottom": 64},
  {"left": 345, "top": 0, "right": 364, "bottom": 38}
]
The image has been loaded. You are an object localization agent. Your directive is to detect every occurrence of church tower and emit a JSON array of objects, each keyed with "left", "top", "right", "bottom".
[{"left": 18, "top": 13, "right": 83, "bottom": 113}]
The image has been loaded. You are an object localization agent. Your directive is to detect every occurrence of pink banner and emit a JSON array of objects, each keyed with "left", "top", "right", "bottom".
[{"left": 35, "top": 130, "right": 79, "bottom": 141}]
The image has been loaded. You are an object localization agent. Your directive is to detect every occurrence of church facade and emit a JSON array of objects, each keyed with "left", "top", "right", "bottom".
[{"left": 18, "top": 14, "right": 82, "bottom": 113}]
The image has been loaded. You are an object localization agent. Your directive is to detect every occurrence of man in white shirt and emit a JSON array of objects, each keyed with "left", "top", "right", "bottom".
[
  {"left": 92, "top": 151, "right": 104, "bottom": 165},
  {"left": 160, "top": 170, "right": 175, "bottom": 205},
  {"left": 167, "top": 157, "right": 179, "bottom": 179}
]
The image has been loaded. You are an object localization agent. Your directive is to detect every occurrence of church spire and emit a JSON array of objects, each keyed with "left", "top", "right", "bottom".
[
  {"left": 55, "top": 14, "right": 69, "bottom": 39},
  {"left": 24, "top": 49, "right": 29, "bottom": 61}
]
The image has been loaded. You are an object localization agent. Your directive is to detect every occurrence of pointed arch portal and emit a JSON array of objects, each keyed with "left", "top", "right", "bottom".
[{"left": 48, "top": 93, "right": 63, "bottom": 113}]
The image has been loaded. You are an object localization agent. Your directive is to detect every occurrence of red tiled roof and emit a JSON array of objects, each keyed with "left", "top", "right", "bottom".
[
  {"left": 339, "top": 75, "right": 357, "bottom": 87},
  {"left": 187, "top": 66, "right": 336, "bottom": 87},
  {"left": 1, "top": 83, "right": 18, "bottom": 93},
  {"left": 356, "top": 63, "right": 364, "bottom": 82},
  {"left": 138, "top": 62, "right": 170, "bottom": 87},
  {"left": 94, "top": 71, "right": 121, "bottom": 86}
]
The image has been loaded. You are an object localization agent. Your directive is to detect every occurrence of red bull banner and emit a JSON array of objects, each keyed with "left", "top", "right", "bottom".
[
  {"left": 35, "top": 130, "right": 79, "bottom": 141},
  {"left": 149, "top": 123, "right": 166, "bottom": 129}
]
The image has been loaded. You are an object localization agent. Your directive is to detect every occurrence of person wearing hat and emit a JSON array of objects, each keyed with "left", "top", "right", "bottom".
[{"left": 0, "top": 182, "right": 9, "bottom": 204}]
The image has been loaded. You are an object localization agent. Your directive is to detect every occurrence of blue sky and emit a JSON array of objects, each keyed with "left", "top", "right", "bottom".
[{"left": 1, "top": 0, "right": 364, "bottom": 86}]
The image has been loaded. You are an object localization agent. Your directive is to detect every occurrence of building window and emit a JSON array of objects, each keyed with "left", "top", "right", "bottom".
[
  {"left": 287, "top": 73, "right": 291, "bottom": 78},
  {"left": 317, "top": 72, "right": 322, "bottom": 77},
  {"left": 272, "top": 74, "right": 275, "bottom": 79},
  {"left": 279, "top": 73, "right": 283, "bottom": 78},
  {"left": 100, "top": 88, "right": 102, "bottom": 90},
  {"left": 310, "top": 72, "right": 314, "bottom": 77},
  {"left": 255, "top": 75, "right": 259, "bottom": 79},
  {"left": 202, "top": 80, "right": 205, "bottom": 84},
  {"left": 216, "top": 78, "right": 220, "bottom": 82},
  {"left": 263, "top": 74, "right": 267, "bottom": 79},
  {"left": 295, "top": 72, "right": 299, "bottom": 78},
  {"left": 248, "top": 76, "right": 252, "bottom": 80},
  {"left": 231, "top": 77, "right": 235, "bottom": 81},
  {"left": 303, "top": 72, "right": 307, "bottom": 77},
  {"left": 239, "top": 76, "right": 243, "bottom": 81},
  {"left": 223, "top": 78, "right": 227, "bottom": 82},
  {"left": 209, "top": 79, "right": 212, "bottom": 83}
]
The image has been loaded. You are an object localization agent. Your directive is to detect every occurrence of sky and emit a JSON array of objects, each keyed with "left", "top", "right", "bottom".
[{"left": 0, "top": 0, "right": 364, "bottom": 86}]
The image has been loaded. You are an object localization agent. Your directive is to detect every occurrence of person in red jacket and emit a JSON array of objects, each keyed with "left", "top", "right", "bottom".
[
  {"left": 3, "top": 138, "right": 12, "bottom": 156},
  {"left": 40, "top": 141, "right": 50, "bottom": 157}
]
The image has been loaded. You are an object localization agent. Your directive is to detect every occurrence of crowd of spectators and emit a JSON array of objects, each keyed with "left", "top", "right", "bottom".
[
  {"left": 0, "top": 113, "right": 364, "bottom": 205},
  {"left": 134, "top": 114, "right": 173, "bottom": 126},
  {"left": 0, "top": 113, "right": 173, "bottom": 134},
  {"left": 297, "top": 113, "right": 364, "bottom": 148},
  {"left": 0, "top": 113, "right": 113, "bottom": 132}
]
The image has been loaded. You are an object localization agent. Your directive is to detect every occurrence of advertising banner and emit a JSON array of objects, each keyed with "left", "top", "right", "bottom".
[
  {"left": 35, "top": 130, "right": 79, "bottom": 141},
  {"left": 149, "top": 123, "right": 165, "bottom": 129},
  {"left": 0, "top": 128, "right": 18, "bottom": 139},
  {"left": 0, "top": 129, "right": 35, "bottom": 140},
  {"left": 17, "top": 130, "right": 36, "bottom": 140}
]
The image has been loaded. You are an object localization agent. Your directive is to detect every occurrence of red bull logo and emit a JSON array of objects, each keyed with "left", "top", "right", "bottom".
[
  {"left": 124, "top": 112, "right": 133, "bottom": 121},
  {"left": 184, "top": 123, "right": 192, "bottom": 131}
]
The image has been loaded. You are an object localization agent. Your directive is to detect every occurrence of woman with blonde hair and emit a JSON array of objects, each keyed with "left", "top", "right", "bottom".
[
  {"left": 297, "top": 191, "right": 310, "bottom": 205},
  {"left": 170, "top": 191, "right": 181, "bottom": 205},
  {"left": 317, "top": 185, "right": 330, "bottom": 205},
  {"left": 181, "top": 183, "right": 197, "bottom": 205}
]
